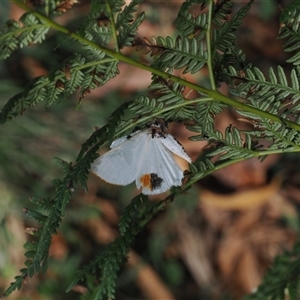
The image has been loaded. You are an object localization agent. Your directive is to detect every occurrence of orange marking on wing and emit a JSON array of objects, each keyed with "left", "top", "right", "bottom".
[{"left": 140, "top": 174, "right": 152, "bottom": 189}]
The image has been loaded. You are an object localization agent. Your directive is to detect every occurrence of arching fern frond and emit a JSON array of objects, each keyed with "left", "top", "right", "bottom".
[
  {"left": 67, "top": 193, "right": 161, "bottom": 300},
  {"left": 4, "top": 0, "right": 300, "bottom": 299},
  {"left": 151, "top": 36, "right": 207, "bottom": 73},
  {"left": 133, "top": 36, "right": 167, "bottom": 57},
  {"left": 212, "top": 0, "right": 233, "bottom": 27},
  {"left": 0, "top": 53, "right": 119, "bottom": 121},
  {"left": 207, "top": 126, "right": 257, "bottom": 161},
  {"left": 150, "top": 80, "right": 196, "bottom": 120},
  {"left": 278, "top": 1, "right": 300, "bottom": 65},
  {"left": 212, "top": 0, "right": 253, "bottom": 56},
  {"left": 116, "top": 0, "right": 145, "bottom": 48},
  {"left": 246, "top": 240, "right": 300, "bottom": 300},
  {"left": 119, "top": 194, "right": 148, "bottom": 235},
  {"left": 189, "top": 158, "right": 216, "bottom": 182},
  {"left": 224, "top": 65, "right": 300, "bottom": 115},
  {"left": 2, "top": 127, "right": 104, "bottom": 297},
  {"left": 192, "top": 99, "right": 225, "bottom": 134},
  {"left": 129, "top": 96, "right": 163, "bottom": 115},
  {"left": 26, "top": 0, "right": 78, "bottom": 17},
  {"left": 90, "top": 0, "right": 124, "bottom": 14},
  {"left": 76, "top": 100, "right": 135, "bottom": 163},
  {"left": 0, "top": 0, "right": 145, "bottom": 121},
  {"left": 0, "top": 13, "right": 49, "bottom": 60},
  {"left": 174, "top": 0, "right": 208, "bottom": 39}
]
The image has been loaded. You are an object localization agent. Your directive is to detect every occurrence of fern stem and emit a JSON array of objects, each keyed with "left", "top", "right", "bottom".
[
  {"left": 76, "top": 58, "right": 117, "bottom": 70},
  {"left": 206, "top": 0, "right": 216, "bottom": 91},
  {"left": 12, "top": 1, "right": 300, "bottom": 133},
  {"left": 184, "top": 147, "right": 300, "bottom": 191},
  {"left": 119, "top": 97, "right": 214, "bottom": 136},
  {"left": 105, "top": 0, "right": 119, "bottom": 52}
]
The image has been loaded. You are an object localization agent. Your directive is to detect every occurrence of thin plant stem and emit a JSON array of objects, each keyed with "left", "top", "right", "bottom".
[{"left": 12, "top": 0, "right": 300, "bottom": 133}]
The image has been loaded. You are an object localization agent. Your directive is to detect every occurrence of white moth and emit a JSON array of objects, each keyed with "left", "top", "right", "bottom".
[{"left": 91, "top": 120, "right": 191, "bottom": 195}]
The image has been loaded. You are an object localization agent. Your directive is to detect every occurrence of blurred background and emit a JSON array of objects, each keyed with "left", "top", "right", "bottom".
[{"left": 0, "top": 1, "right": 299, "bottom": 299}]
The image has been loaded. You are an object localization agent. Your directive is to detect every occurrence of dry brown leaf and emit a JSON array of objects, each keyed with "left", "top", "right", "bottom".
[
  {"left": 83, "top": 218, "right": 118, "bottom": 244},
  {"left": 235, "top": 247, "right": 262, "bottom": 296},
  {"left": 71, "top": 285, "right": 89, "bottom": 295},
  {"left": 21, "top": 57, "right": 48, "bottom": 78},
  {"left": 200, "top": 177, "right": 281, "bottom": 210},
  {"left": 214, "top": 156, "right": 279, "bottom": 188},
  {"left": 49, "top": 234, "right": 68, "bottom": 260},
  {"left": 217, "top": 210, "right": 297, "bottom": 298},
  {"left": 127, "top": 251, "right": 175, "bottom": 300},
  {"left": 176, "top": 217, "right": 216, "bottom": 289}
]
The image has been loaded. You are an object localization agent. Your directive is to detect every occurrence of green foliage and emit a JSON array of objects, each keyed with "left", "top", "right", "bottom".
[
  {"left": 2, "top": 0, "right": 300, "bottom": 299},
  {"left": 279, "top": 0, "right": 300, "bottom": 65},
  {"left": 246, "top": 240, "right": 300, "bottom": 300},
  {"left": 0, "top": 13, "right": 49, "bottom": 60}
]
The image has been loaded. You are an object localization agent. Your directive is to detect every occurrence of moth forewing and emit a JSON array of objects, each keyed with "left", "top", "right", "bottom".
[
  {"left": 135, "top": 136, "right": 185, "bottom": 195},
  {"left": 91, "top": 120, "right": 192, "bottom": 195},
  {"left": 91, "top": 135, "right": 140, "bottom": 185},
  {"left": 110, "top": 130, "right": 141, "bottom": 148},
  {"left": 161, "top": 135, "right": 192, "bottom": 163}
]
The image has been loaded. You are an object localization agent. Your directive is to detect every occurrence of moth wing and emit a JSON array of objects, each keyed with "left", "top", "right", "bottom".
[
  {"left": 110, "top": 130, "right": 141, "bottom": 148},
  {"left": 161, "top": 134, "right": 191, "bottom": 163},
  {"left": 91, "top": 132, "right": 143, "bottom": 185},
  {"left": 135, "top": 137, "right": 185, "bottom": 195}
]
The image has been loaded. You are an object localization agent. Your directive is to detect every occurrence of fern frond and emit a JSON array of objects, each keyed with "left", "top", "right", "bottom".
[
  {"left": 152, "top": 36, "right": 207, "bottom": 74},
  {"left": 83, "top": 0, "right": 144, "bottom": 52},
  {"left": 207, "top": 127, "right": 257, "bottom": 161},
  {"left": 119, "top": 194, "right": 149, "bottom": 235},
  {"left": 0, "top": 13, "right": 49, "bottom": 60},
  {"left": 151, "top": 81, "right": 186, "bottom": 106},
  {"left": 212, "top": 0, "right": 253, "bottom": 54},
  {"left": 91, "top": 0, "right": 124, "bottom": 14},
  {"left": 4, "top": 0, "right": 300, "bottom": 299},
  {"left": 224, "top": 66, "right": 300, "bottom": 116},
  {"left": 67, "top": 203, "right": 142, "bottom": 298},
  {"left": 246, "top": 240, "right": 300, "bottom": 300},
  {"left": 62, "top": 54, "right": 86, "bottom": 96},
  {"left": 279, "top": 2, "right": 300, "bottom": 65},
  {"left": 174, "top": 0, "right": 208, "bottom": 39},
  {"left": 133, "top": 37, "right": 167, "bottom": 57},
  {"left": 27, "top": 0, "right": 78, "bottom": 16},
  {"left": 80, "top": 19, "right": 112, "bottom": 59},
  {"left": 79, "top": 60, "right": 119, "bottom": 103},
  {"left": 215, "top": 47, "right": 249, "bottom": 85},
  {"left": 116, "top": 0, "right": 144, "bottom": 48},
  {"left": 76, "top": 101, "right": 135, "bottom": 164},
  {"left": 0, "top": 54, "right": 119, "bottom": 122},
  {"left": 2, "top": 127, "right": 104, "bottom": 297},
  {"left": 69, "top": 236, "right": 130, "bottom": 300},
  {"left": 45, "top": 71, "right": 66, "bottom": 106},
  {"left": 189, "top": 158, "right": 216, "bottom": 182},
  {"left": 106, "top": 102, "right": 134, "bottom": 143},
  {"left": 257, "top": 123, "right": 300, "bottom": 150},
  {"left": 212, "top": 0, "right": 233, "bottom": 27},
  {"left": 29, "top": 196, "right": 54, "bottom": 211},
  {"left": 23, "top": 208, "right": 48, "bottom": 224},
  {"left": 67, "top": 194, "right": 168, "bottom": 300},
  {"left": 76, "top": 126, "right": 109, "bottom": 162},
  {"left": 192, "top": 100, "right": 225, "bottom": 134},
  {"left": 129, "top": 96, "right": 163, "bottom": 115}
]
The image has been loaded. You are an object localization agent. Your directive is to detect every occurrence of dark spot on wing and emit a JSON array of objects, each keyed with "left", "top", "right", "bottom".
[
  {"left": 140, "top": 173, "right": 163, "bottom": 190},
  {"left": 150, "top": 173, "right": 163, "bottom": 190}
]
